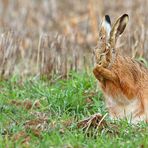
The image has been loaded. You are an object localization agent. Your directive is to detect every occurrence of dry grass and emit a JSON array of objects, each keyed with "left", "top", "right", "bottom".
[{"left": 0, "top": 0, "right": 147, "bottom": 78}]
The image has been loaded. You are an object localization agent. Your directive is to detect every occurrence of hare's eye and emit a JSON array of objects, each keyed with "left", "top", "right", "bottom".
[{"left": 99, "top": 35, "right": 105, "bottom": 40}]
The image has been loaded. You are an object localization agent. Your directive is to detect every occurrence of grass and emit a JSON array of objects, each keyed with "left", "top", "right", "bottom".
[{"left": 0, "top": 72, "right": 148, "bottom": 148}]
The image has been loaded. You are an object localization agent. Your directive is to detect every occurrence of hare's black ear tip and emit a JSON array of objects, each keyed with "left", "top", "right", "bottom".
[
  {"left": 105, "top": 15, "right": 111, "bottom": 24},
  {"left": 122, "top": 14, "right": 129, "bottom": 19}
]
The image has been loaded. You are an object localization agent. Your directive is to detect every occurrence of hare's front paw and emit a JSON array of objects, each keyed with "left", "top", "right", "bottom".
[
  {"left": 93, "top": 64, "right": 103, "bottom": 73},
  {"left": 93, "top": 65, "right": 104, "bottom": 80},
  {"left": 96, "top": 64, "right": 104, "bottom": 71},
  {"left": 93, "top": 64, "right": 117, "bottom": 82}
]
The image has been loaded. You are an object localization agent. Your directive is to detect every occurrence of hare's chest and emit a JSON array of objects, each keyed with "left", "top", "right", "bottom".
[
  {"left": 105, "top": 94, "right": 143, "bottom": 122},
  {"left": 105, "top": 93, "right": 130, "bottom": 107},
  {"left": 100, "top": 80, "right": 123, "bottom": 101}
]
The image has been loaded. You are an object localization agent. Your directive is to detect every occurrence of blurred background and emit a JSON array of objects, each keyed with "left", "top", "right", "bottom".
[{"left": 0, "top": 0, "right": 147, "bottom": 78}]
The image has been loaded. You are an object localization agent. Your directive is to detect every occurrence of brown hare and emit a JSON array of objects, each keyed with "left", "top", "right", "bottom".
[{"left": 93, "top": 14, "right": 148, "bottom": 124}]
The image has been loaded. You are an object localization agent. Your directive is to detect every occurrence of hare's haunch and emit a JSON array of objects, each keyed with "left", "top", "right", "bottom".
[{"left": 93, "top": 14, "right": 148, "bottom": 124}]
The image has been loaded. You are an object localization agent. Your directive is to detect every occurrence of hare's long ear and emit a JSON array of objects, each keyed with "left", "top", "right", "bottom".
[
  {"left": 100, "top": 15, "right": 111, "bottom": 41},
  {"left": 109, "top": 14, "right": 129, "bottom": 45}
]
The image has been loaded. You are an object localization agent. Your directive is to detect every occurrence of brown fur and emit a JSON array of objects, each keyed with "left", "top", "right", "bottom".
[{"left": 93, "top": 14, "right": 148, "bottom": 123}]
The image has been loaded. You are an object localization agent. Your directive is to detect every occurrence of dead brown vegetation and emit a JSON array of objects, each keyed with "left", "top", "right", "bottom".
[{"left": 0, "top": 0, "right": 147, "bottom": 78}]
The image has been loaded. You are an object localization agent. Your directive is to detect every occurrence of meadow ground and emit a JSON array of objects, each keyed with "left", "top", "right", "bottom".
[{"left": 0, "top": 72, "right": 148, "bottom": 148}]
